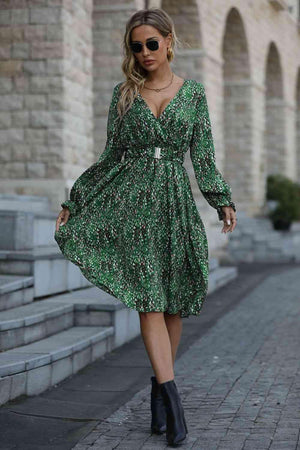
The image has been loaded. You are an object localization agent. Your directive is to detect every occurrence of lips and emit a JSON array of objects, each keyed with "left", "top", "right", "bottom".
[{"left": 144, "top": 60, "right": 155, "bottom": 63}]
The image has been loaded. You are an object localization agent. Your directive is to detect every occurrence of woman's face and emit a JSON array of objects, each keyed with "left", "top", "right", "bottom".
[{"left": 130, "top": 25, "right": 171, "bottom": 72}]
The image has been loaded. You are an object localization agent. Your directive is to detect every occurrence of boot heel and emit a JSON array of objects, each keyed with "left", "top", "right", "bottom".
[
  {"left": 150, "top": 376, "right": 166, "bottom": 434},
  {"left": 160, "top": 379, "right": 187, "bottom": 446}
]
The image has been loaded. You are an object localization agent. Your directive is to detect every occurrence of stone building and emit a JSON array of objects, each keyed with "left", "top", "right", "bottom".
[{"left": 0, "top": 0, "right": 299, "bottom": 217}]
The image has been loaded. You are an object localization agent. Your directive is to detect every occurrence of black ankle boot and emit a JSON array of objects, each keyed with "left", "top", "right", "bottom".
[
  {"left": 160, "top": 379, "right": 188, "bottom": 446},
  {"left": 150, "top": 376, "right": 167, "bottom": 434}
]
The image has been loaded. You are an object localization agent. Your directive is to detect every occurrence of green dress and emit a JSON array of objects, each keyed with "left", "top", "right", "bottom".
[{"left": 54, "top": 79, "right": 236, "bottom": 318}]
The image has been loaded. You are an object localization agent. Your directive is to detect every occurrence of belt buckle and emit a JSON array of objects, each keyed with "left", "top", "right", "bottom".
[{"left": 154, "top": 147, "right": 162, "bottom": 159}]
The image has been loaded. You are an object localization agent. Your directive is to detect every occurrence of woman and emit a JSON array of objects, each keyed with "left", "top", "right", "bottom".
[{"left": 54, "top": 8, "right": 237, "bottom": 447}]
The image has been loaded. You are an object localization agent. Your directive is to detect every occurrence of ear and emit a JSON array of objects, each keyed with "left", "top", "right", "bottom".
[{"left": 165, "top": 33, "right": 172, "bottom": 47}]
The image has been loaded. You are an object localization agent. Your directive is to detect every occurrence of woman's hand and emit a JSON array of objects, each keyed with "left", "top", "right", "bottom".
[
  {"left": 55, "top": 207, "right": 70, "bottom": 232},
  {"left": 221, "top": 206, "right": 237, "bottom": 233}
]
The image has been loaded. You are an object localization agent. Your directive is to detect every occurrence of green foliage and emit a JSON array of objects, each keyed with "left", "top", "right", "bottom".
[{"left": 266, "top": 174, "right": 300, "bottom": 229}]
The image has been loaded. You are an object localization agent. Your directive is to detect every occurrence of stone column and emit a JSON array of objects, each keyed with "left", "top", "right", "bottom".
[{"left": 0, "top": 0, "right": 93, "bottom": 213}]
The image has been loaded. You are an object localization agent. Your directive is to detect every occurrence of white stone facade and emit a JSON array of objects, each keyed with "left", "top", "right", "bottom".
[{"left": 0, "top": 0, "right": 299, "bottom": 217}]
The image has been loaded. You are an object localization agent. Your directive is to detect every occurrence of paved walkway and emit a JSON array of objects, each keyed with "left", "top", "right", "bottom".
[{"left": 72, "top": 265, "right": 300, "bottom": 450}]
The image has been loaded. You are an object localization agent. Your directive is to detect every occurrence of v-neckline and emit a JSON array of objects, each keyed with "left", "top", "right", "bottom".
[{"left": 138, "top": 78, "right": 188, "bottom": 121}]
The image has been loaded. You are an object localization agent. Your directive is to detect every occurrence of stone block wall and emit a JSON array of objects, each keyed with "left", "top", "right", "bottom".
[
  {"left": 0, "top": 0, "right": 299, "bottom": 218},
  {"left": 0, "top": 0, "right": 93, "bottom": 211},
  {"left": 62, "top": 0, "right": 93, "bottom": 180},
  {"left": 92, "top": 2, "right": 136, "bottom": 155},
  {"left": 0, "top": 3, "right": 65, "bottom": 182}
]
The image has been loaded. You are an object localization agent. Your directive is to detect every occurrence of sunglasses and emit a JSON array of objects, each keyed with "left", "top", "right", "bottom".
[{"left": 130, "top": 39, "right": 162, "bottom": 54}]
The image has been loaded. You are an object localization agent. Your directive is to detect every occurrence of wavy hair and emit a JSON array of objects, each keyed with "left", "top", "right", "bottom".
[{"left": 116, "top": 8, "right": 185, "bottom": 121}]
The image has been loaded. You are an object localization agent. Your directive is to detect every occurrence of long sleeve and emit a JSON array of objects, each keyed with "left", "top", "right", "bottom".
[
  {"left": 190, "top": 83, "right": 236, "bottom": 221},
  {"left": 61, "top": 82, "right": 124, "bottom": 218}
]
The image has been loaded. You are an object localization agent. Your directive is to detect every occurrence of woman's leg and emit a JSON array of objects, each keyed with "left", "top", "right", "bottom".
[
  {"left": 140, "top": 311, "right": 187, "bottom": 444},
  {"left": 139, "top": 311, "right": 174, "bottom": 384},
  {"left": 164, "top": 311, "right": 182, "bottom": 366},
  {"left": 139, "top": 311, "right": 183, "bottom": 383}
]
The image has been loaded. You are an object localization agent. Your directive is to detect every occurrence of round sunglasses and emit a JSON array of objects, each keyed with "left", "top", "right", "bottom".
[{"left": 130, "top": 39, "right": 163, "bottom": 54}]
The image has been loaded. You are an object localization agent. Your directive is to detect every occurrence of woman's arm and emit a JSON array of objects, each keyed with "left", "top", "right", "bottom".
[
  {"left": 190, "top": 83, "right": 236, "bottom": 221},
  {"left": 60, "top": 82, "right": 124, "bottom": 218}
]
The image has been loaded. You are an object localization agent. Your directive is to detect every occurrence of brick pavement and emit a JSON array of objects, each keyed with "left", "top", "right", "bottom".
[{"left": 71, "top": 266, "right": 300, "bottom": 450}]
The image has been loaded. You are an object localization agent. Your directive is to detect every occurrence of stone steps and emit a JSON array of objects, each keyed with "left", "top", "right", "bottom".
[
  {"left": 209, "top": 257, "right": 219, "bottom": 271},
  {"left": 0, "top": 274, "right": 34, "bottom": 311},
  {"left": 208, "top": 266, "right": 238, "bottom": 293},
  {"left": 0, "top": 299, "right": 74, "bottom": 351},
  {"left": 0, "top": 283, "right": 141, "bottom": 352},
  {"left": 0, "top": 194, "right": 91, "bottom": 297},
  {"left": 0, "top": 325, "right": 114, "bottom": 405},
  {"left": 0, "top": 281, "right": 141, "bottom": 407},
  {"left": 228, "top": 214, "right": 300, "bottom": 262},
  {"left": 0, "top": 246, "right": 91, "bottom": 298},
  {"left": 0, "top": 194, "right": 56, "bottom": 250},
  {"left": 0, "top": 193, "right": 51, "bottom": 214}
]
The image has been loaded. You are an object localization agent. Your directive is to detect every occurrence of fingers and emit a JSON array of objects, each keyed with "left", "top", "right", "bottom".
[
  {"left": 221, "top": 208, "right": 237, "bottom": 234},
  {"left": 55, "top": 208, "right": 70, "bottom": 232},
  {"left": 55, "top": 215, "right": 64, "bottom": 232}
]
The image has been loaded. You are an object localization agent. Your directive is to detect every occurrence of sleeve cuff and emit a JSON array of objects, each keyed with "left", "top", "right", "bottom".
[
  {"left": 61, "top": 200, "right": 78, "bottom": 217},
  {"left": 217, "top": 201, "right": 236, "bottom": 221}
]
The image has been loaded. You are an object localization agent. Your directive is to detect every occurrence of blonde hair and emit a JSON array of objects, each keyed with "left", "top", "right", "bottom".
[{"left": 116, "top": 8, "right": 184, "bottom": 120}]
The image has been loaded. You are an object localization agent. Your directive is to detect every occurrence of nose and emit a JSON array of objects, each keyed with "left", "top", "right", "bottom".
[{"left": 142, "top": 44, "right": 150, "bottom": 56}]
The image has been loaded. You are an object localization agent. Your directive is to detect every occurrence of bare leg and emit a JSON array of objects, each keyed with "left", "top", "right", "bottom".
[
  {"left": 139, "top": 311, "right": 183, "bottom": 383},
  {"left": 139, "top": 311, "right": 174, "bottom": 384},
  {"left": 164, "top": 311, "right": 182, "bottom": 366}
]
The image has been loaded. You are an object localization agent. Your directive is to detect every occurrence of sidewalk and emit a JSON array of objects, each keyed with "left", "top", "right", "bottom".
[
  {"left": 1, "top": 262, "right": 300, "bottom": 450},
  {"left": 72, "top": 263, "right": 300, "bottom": 450}
]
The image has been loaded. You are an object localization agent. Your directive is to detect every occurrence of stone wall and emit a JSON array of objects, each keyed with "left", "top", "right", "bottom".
[
  {"left": 92, "top": 2, "right": 136, "bottom": 157},
  {"left": 62, "top": 0, "right": 93, "bottom": 180},
  {"left": 0, "top": 0, "right": 93, "bottom": 210},
  {"left": 0, "top": 3, "right": 65, "bottom": 183},
  {"left": 0, "top": 0, "right": 299, "bottom": 217}
]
